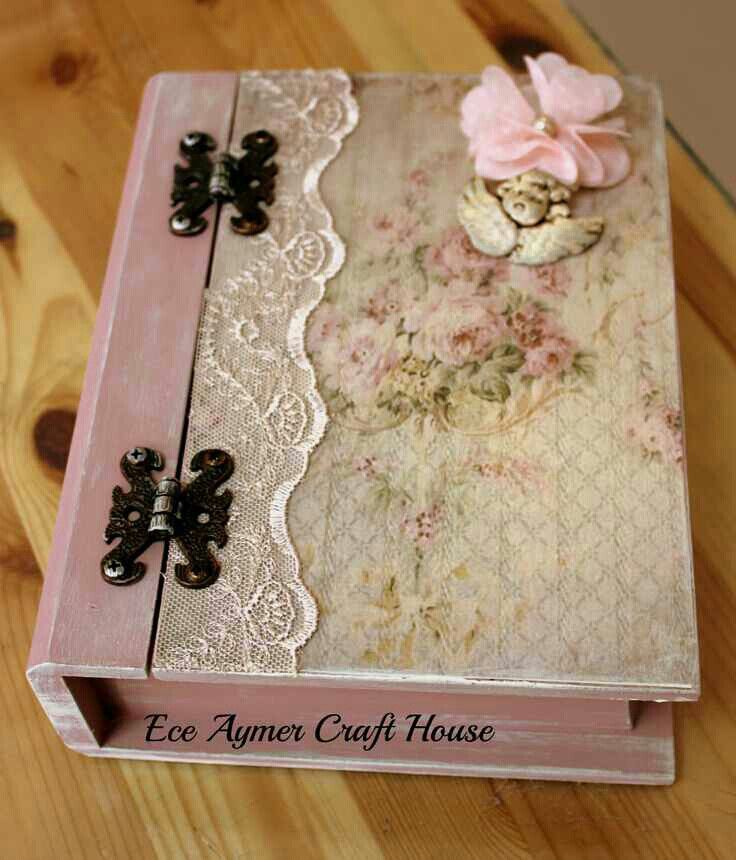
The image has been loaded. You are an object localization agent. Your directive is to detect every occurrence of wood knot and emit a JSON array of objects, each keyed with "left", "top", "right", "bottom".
[
  {"left": 0, "top": 219, "right": 16, "bottom": 242},
  {"left": 0, "top": 538, "right": 41, "bottom": 579},
  {"left": 497, "top": 36, "right": 553, "bottom": 72},
  {"left": 33, "top": 409, "right": 76, "bottom": 473},
  {"left": 50, "top": 51, "right": 80, "bottom": 86}
]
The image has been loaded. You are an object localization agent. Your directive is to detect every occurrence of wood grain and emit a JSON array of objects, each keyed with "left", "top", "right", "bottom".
[{"left": 1, "top": 0, "right": 734, "bottom": 856}]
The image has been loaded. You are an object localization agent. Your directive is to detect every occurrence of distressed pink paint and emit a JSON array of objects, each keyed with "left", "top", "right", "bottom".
[
  {"left": 29, "top": 74, "right": 237, "bottom": 677},
  {"left": 64, "top": 677, "right": 675, "bottom": 784}
]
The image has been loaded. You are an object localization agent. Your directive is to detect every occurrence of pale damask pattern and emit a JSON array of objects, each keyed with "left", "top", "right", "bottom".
[
  {"left": 154, "top": 70, "right": 358, "bottom": 674},
  {"left": 290, "top": 75, "right": 697, "bottom": 690}
]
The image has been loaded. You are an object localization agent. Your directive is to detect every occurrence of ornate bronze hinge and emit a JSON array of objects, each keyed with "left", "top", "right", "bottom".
[
  {"left": 169, "top": 130, "right": 278, "bottom": 237},
  {"left": 101, "top": 447, "right": 234, "bottom": 589}
]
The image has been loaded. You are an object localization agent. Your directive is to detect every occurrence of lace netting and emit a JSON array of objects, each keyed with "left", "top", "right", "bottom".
[{"left": 154, "top": 70, "right": 358, "bottom": 674}]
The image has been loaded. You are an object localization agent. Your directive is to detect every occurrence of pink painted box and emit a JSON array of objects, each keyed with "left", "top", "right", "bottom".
[{"left": 28, "top": 69, "right": 699, "bottom": 784}]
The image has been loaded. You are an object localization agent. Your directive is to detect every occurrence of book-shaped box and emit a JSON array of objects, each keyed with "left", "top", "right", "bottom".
[{"left": 28, "top": 67, "right": 698, "bottom": 784}]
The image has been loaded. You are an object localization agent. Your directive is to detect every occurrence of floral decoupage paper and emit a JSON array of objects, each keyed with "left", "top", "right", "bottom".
[{"left": 289, "top": 74, "right": 697, "bottom": 689}]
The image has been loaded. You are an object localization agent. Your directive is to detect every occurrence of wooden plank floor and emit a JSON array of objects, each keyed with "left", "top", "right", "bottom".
[{"left": 0, "top": 1, "right": 733, "bottom": 857}]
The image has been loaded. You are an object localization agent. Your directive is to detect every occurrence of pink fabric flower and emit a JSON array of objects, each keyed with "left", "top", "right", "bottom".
[{"left": 461, "top": 53, "right": 630, "bottom": 188}]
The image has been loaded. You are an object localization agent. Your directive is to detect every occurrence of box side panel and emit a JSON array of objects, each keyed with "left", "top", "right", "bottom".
[
  {"left": 91, "top": 677, "right": 637, "bottom": 731},
  {"left": 29, "top": 73, "right": 238, "bottom": 675},
  {"left": 27, "top": 666, "right": 103, "bottom": 753},
  {"left": 69, "top": 677, "right": 675, "bottom": 784}
]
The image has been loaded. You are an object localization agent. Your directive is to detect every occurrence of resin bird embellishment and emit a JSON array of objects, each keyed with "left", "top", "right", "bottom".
[{"left": 457, "top": 171, "right": 604, "bottom": 265}]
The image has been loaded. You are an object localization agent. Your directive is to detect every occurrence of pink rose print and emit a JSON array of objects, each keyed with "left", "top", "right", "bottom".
[
  {"left": 461, "top": 53, "right": 629, "bottom": 187},
  {"left": 400, "top": 503, "right": 443, "bottom": 551},
  {"left": 624, "top": 382, "right": 683, "bottom": 466},
  {"left": 338, "top": 318, "right": 402, "bottom": 406},
  {"left": 408, "top": 168, "right": 429, "bottom": 191},
  {"left": 364, "top": 280, "right": 407, "bottom": 324},
  {"left": 405, "top": 286, "right": 508, "bottom": 367},
  {"left": 522, "top": 336, "right": 576, "bottom": 377},
  {"left": 427, "top": 225, "right": 510, "bottom": 283},
  {"left": 354, "top": 456, "right": 380, "bottom": 479},
  {"left": 471, "top": 456, "right": 547, "bottom": 491},
  {"left": 307, "top": 303, "right": 346, "bottom": 354},
  {"left": 530, "top": 263, "right": 572, "bottom": 299},
  {"left": 372, "top": 207, "right": 422, "bottom": 251},
  {"left": 310, "top": 154, "right": 594, "bottom": 446},
  {"left": 508, "top": 301, "right": 577, "bottom": 377}
]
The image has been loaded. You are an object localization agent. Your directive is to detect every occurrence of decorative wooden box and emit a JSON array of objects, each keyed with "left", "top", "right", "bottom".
[{"left": 28, "top": 66, "right": 698, "bottom": 784}]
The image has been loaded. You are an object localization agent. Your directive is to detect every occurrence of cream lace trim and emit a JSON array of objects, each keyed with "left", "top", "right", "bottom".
[{"left": 154, "top": 70, "right": 358, "bottom": 674}]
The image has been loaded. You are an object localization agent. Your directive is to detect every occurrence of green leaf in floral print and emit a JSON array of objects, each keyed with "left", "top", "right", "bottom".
[
  {"left": 503, "top": 288, "right": 527, "bottom": 315},
  {"left": 468, "top": 344, "right": 524, "bottom": 403},
  {"left": 471, "top": 374, "right": 511, "bottom": 404},
  {"left": 571, "top": 351, "right": 595, "bottom": 381},
  {"left": 413, "top": 243, "right": 429, "bottom": 271},
  {"left": 486, "top": 343, "right": 525, "bottom": 374}
]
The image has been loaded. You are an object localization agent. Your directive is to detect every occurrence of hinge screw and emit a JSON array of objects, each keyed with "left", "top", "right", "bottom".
[
  {"left": 171, "top": 214, "right": 191, "bottom": 233},
  {"left": 180, "top": 567, "right": 208, "bottom": 586},
  {"left": 104, "top": 560, "right": 125, "bottom": 579},
  {"left": 126, "top": 447, "right": 148, "bottom": 464}
]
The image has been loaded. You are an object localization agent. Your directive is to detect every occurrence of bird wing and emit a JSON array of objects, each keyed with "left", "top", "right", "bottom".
[
  {"left": 457, "top": 177, "right": 518, "bottom": 257},
  {"left": 511, "top": 217, "right": 604, "bottom": 265}
]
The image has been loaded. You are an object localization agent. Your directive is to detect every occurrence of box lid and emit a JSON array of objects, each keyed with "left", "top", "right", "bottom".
[{"left": 33, "top": 69, "right": 699, "bottom": 701}]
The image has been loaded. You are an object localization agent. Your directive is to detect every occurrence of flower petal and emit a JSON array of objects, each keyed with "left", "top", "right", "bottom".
[
  {"left": 524, "top": 56, "right": 556, "bottom": 117},
  {"left": 471, "top": 122, "right": 558, "bottom": 161},
  {"left": 556, "top": 128, "right": 605, "bottom": 186},
  {"left": 560, "top": 126, "right": 631, "bottom": 187},
  {"left": 591, "top": 73, "right": 623, "bottom": 114},
  {"left": 534, "top": 53, "right": 569, "bottom": 79},
  {"left": 549, "top": 67, "right": 601, "bottom": 123},
  {"left": 581, "top": 133, "right": 631, "bottom": 186},
  {"left": 461, "top": 66, "right": 534, "bottom": 140},
  {"left": 460, "top": 84, "right": 498, "bottom": 140},
  {"left": 527, "top": 53, "right": 623, "bottom": 124},
  {"left": 475, "top": 138, "right": 578, "bottom": 186}
]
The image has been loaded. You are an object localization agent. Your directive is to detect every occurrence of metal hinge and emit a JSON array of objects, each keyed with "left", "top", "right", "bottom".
[
  {"left": 169, "top": 130, "right": 278, "bottom": 237},
  {"left": 101, "top": 447, "right": 234, "bottom": 589}
]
